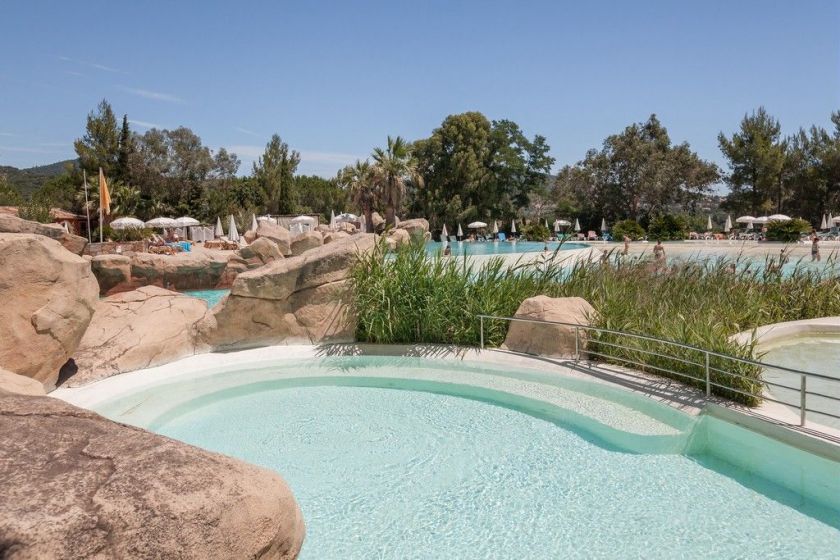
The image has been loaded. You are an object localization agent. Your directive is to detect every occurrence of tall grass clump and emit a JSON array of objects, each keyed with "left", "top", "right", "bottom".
[{"left": 349, "top": 241, "right": 840, "bottom": 406}]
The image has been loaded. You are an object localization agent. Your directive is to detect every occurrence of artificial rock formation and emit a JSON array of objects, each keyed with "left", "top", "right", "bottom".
[
  {"left": 502, "top": 295, "right": 596, "bottom": 358},
  {"left": 290, "top": 231, "right": 323, "bottom": 256},
  {"left": 69, "top": 287, "right": 215, "bottom": 386},
  {"left": 90, "top": 254, "right": 132, "bottom": 294},
  {"left": 370, "top": 211, "right": 385, "bottom": 232},
  {"left": 322, "top": 231, "right": 350, "bottom": 245},
  {"left": 0, "top": 368, "right": 46, "bottom": 396},
  {"left": 0, "top": 234, "right": 98, "bottom": 388},
  {"left": 0, "top": 393, "right": 305, "bottom": 559},
  {"left": 387, "top": 228, "right": 411, "bottom": 248},
  {"left": 256, "top": 222, "right": 292, "bottom": 256},
  {"left": 0, "top": 214, "right": 88, "bottom": 255},
  {"left": 396, "top": 218, "right": 429, "bottom": 239},
  {"left": 205, "top": 234, "right": 376, "bottom": 349}
]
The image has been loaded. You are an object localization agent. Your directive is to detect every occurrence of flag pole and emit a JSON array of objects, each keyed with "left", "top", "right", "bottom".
[{"left": 82, "top": 170, "right": 92, "bottom": 243}]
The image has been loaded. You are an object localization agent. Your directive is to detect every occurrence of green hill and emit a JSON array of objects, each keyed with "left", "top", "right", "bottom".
[{"left": 0, "top": 159, "right": 78, "bottom": 197}]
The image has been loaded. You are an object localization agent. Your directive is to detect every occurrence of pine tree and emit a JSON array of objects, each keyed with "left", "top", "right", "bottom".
[
  {"left": 116, "top": 114, "right": 133, "bottom": 183},
  {"left": 73, "top": 99, "right": 120, "bottom": 176}
]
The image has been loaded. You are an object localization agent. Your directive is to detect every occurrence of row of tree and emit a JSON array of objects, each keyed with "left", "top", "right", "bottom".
[{"left": 5, "top": 100, "right": 838, "bottom": 234}]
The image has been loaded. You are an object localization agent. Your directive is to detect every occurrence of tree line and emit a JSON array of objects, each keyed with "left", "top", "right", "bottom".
[{"left": 3, "top": 99, "right": 838, "bottom": 234}]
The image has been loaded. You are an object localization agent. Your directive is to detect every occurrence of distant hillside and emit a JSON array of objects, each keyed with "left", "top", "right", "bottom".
[{"left": 0, "top": 159, "right": 78, "bottom": 197}]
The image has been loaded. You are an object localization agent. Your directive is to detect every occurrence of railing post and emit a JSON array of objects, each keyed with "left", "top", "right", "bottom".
[
  {"left": 800, "top": 374, "right": 807, "bottom": 426},
  {"left": 574, "top": 326, "right": 580, "bottom": 361},
  {"left": 704, "top": 352, "right": 711, "bottom": 397},
  {"left": 480, "top": 316, "right": 484, "bottom": 349}
]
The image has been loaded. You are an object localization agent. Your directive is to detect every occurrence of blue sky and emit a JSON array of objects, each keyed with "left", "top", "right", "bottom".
[{"left": 1, "top": 0, "right": 838, "bottom": 177}]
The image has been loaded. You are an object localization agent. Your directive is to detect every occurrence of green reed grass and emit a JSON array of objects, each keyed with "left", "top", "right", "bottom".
[{"left": 349, "top": 242, "right": 840, "bottom": 405}]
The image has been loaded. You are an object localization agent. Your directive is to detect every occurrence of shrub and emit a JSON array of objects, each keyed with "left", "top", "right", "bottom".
[
  {"left": 350, "top": 243, "right": 840, "bottom": 406},
  {"left": 647, "top": 214, "right": 689, "bottom": 240},
  {"left": 93, "top": 225, "right": 153, "bottom": 242},
  {"left": 519, "top": 222, "right": 550, "bottom": 241},
  {"left": 611, "top": 219, "right": 645, "bottom": 240},
  {"left": 765, "top": 218, "right": 811, "bottom": 242}
]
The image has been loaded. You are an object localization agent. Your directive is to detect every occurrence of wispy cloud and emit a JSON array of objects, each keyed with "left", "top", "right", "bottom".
[
  {"left": 64, "top": 70, "right": 85, "bottom": 77},
  {"left": 229, "top": 145, "right": 360, "bottom": 165},
  {"left": 118, "top": 86, "right": 184, "bottom": 104},
  {"left": 0, "top": 132, "right": 14, "bottom": 137},
  {"left": 235, "top": 127, "right": 262, "bottom": 138},
  {"left": 129, "top": 119, "right": 164, "bottom": 129},
  {"left": 57, "top": 55, "right": 125, "bottom": 74}
]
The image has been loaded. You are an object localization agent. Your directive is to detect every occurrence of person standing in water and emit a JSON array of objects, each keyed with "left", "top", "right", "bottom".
[
  {"left": 653, "top": 240, "right": 666, "bottom": 269},
  {"left": 811, "top": 230, "right": 821, "bottom": 262},
  {"left": 622, "top": 235, "right": 630, "bottom": 256}
]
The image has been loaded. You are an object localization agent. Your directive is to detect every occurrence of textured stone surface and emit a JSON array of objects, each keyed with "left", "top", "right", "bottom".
[
  {"left": 0, "top": 368, "right": 46, "bottom": 396},
  {"left": 290, "top": 231, "right": 323, "bottom": 256},
  {"left": 0, "top": 393, "right": 305, "bottom": 560},
  {"left": 396, "top": 218, "right": 429, "bottom": 239},
  {"left": 69, "top": 286, "right": 215, "bottom": 386},
  {"left": 90, "top": 254, "right": 132, "bottom": 295},
  {"left": 322, "top": 231, "right": 350, "bottom": 244},
  {"left": 128, "top": 248, "right": 231, "bottom": 291},
  {"left": 371, "top": 211, "right": 385, "bottom": 232},
  {"left": 387, "top": 228, "right": 411, "bottom": 248},
  {"left": 205, "top": 234, "right": 376, "bottom": 349},
  {"left": 240, "top": 237, "right": 283, "bottom": 265},
  {"left": 256, "top": 222, "right": 292, "bottom": 256},
  {"left": 0, "top": 214, "right": 88, "bottom": 255},
  {"left": 502, "top": 295, "right": 596, "bottom": 357},
  {"left": 0, "top": 234, "right": 98, "bottom": 388}
]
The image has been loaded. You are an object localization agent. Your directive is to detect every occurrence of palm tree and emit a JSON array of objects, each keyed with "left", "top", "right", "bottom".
[
  {"left": 339, "top": 160, "right": 375, "bottom": 232},
  {"left": 371, "top": 136, "right": 422, "bottom": 226}
]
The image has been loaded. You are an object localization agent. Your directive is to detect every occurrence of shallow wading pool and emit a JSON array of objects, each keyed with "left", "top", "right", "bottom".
[{"left": 57, "top": 353, "right": 840, "bottom": 559}]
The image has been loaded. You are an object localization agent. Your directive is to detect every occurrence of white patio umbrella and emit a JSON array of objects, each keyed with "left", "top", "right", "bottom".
[
  {"left": 830, "top": 212, "right": 835, "bottom": 225},
  {"left": 492, "top": 220, "right": 499, "bottom": 234},
  {"left": 330, "top": 210, "right": 336, "bottom": 230},
  {"left": 707, "top": 216, "right": 713, "bottom": 230},
  {"left": 511, "top": 219, "right": 517, "bottom": 234},
  {"left": 753, "top": 216, "right": 770, "bottom": 224},
  {"left": 395, "top": 215, "right": 400, "bottom": 227},
  {"left": 724, "top": 215, "right": 732, "bottom": 233},
  {"left": 175, "top": 216, "right": 200, "bottom": 227},
  {"left": 359, "top": 214, "right": 366, "bottom": 232},
  {"left": 767, "top": 214, "right": 791, "bottom": 221},
  {"left": 111, "top": 216, "right": 145, "bottom": 229},
  {"left": 336, "top": 212, "right": 357, "bottom": 222},
  {"left": 457, "top": 223, "right": 463, "bottom": 238},
  {"left": 545, "top": 219, "right": 550, "bottom": 229},
  {"left": 251, "top": 214, "right": 258, "bottom": 232},
  {"left": 441, "top": 224, "right": 448, "bottom": 242},
  {"left": 214, "top": 217, "right": 224, "bottom": 238},
  {"left": 291, "top": 215, "right": 317, "bottom": 224},
  {"left": 735, "top": 215, "right": 756, "bottom": 224},
  {"left": 467, "top": 221, "right": 487, "bottom": 229},
  {"left": 145, "top": 217, "right": 177, "bottom": 228},
  {"left": 555, "top": 219, "right": 571, "bottom": 233},
  {"left": 821, "top": 214, "right": 828, "bottom": 229},
  {"left": 574, "top": 218, "right": 581, "bottom": 232},
  {"left": 227, "top": 215, "right": 240, "bottom": 242},
  {"left": 554, "top": 221, "right": 560, "bottom": 233},
  {"left": 746, "top": 221, "right": 753, "bottom": 230},
  {"left": 600, "top": 218, "right": 607, "bottom": 232}
]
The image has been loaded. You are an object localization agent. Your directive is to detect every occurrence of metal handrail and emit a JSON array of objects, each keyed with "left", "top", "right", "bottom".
[{"left": 477, "top": 314, "right": 840, "bottom": 429}]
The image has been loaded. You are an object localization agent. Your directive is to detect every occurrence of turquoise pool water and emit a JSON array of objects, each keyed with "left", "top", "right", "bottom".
[
  {"left": 82, "top": 356, "right": 840, "bottom": 559},
  {"left": 762, "top": 335, "right": 840, "bottom": 430},
  {"left": 425, "top": 240, "right": 588, "bottom": 256},
  {"left": 182, "top": 288, "right": 229, "bottom": 307}
]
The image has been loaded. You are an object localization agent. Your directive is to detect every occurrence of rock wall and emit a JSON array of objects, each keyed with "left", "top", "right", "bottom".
[
  {"left": 70, "top": 287, "right": 216, "bottom": 386},
  {"left": 0, "top": 234, "right": 99, "bottom": 388},
  {"left": 0, "top": 214, "right": 88, "bottom": 255},
  {"left": 0, "top": 393, "right": 305, "bottom": 559},
  {"left": 204, "top": 234, "right": 376, "bottom": 350}
]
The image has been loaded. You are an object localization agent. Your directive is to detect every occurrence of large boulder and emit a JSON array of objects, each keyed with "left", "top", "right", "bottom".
[
  {"left": 127, "top": 248, "right": 231, "bottom": 291},
  {"left": 502, "top": 295, "right": 596, "bottom": 358},
  {"left": 396, "top": 218, "right": 429, "bottom": 239},
  {"left": 371, "top": 211, "right": 385, "bottom": 232},
  {"left": 0, "top": 214, "right": 88, "bottom": 255},
  {"left": 0, "top": 393, "right": 304, "bottom": 559},
  {"left": 0, "top": 234, "right": 98, "bottom": 388},
  {"left": 387, "top": 228, "right": 411, "bottom": 248},
  {"left": 337, "top": 222, "right": 356, "bottom": 234},
  {"left": 240, "top": 237, "right": 283, "bottom": 266},
  {"left": 322, "top": 231, "right": 350, "bottom": 245},
  {"left": 0, "top": 368, "right": 46, "bottom": 396},
  {"left": 90, "top": 254, "right": 132, "bottom": 295},
  {"left": 69, "top": 286, "right": 216, "bottom": 386},
  {"left": 205, "top": 234, "right": 376, "bottom": 349},
  {"left": 290, "top": 231, "right": 323, "bottom": 256},
  {"left": 256, "top": 222, "right": 292, "bottom": 256}
]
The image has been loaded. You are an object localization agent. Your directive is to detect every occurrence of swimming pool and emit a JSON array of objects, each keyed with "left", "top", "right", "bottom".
[
  {"left": 60, "top": 352, "right": 840, "bottom": 559},
  {"left": 425, "top": 240, "right": 589, "bottom": 256},
  {"left": 182, "top": 288, "right": 229, "bottom": 308},
  {"left": 762, "top": 335, "right": 840, "bottom": 430}
]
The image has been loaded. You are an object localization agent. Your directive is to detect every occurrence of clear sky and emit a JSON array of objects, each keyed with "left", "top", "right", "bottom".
[{"left": 1, "top": 0, "right": 838, "bottom": 177}]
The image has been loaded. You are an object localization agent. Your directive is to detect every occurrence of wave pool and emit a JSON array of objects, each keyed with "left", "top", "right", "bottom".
[{"left": 60, "top": 354, "right": 840, "bottom": 559}]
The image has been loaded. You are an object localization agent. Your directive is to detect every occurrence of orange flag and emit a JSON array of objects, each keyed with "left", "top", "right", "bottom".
[{"left": 98, "top": 167, "right": 111, "bottom": 216}]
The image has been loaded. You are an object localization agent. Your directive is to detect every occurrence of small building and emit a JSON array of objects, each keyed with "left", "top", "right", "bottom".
[{"left": 0, "top": 206, "right": 92, "bottom": 236}]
